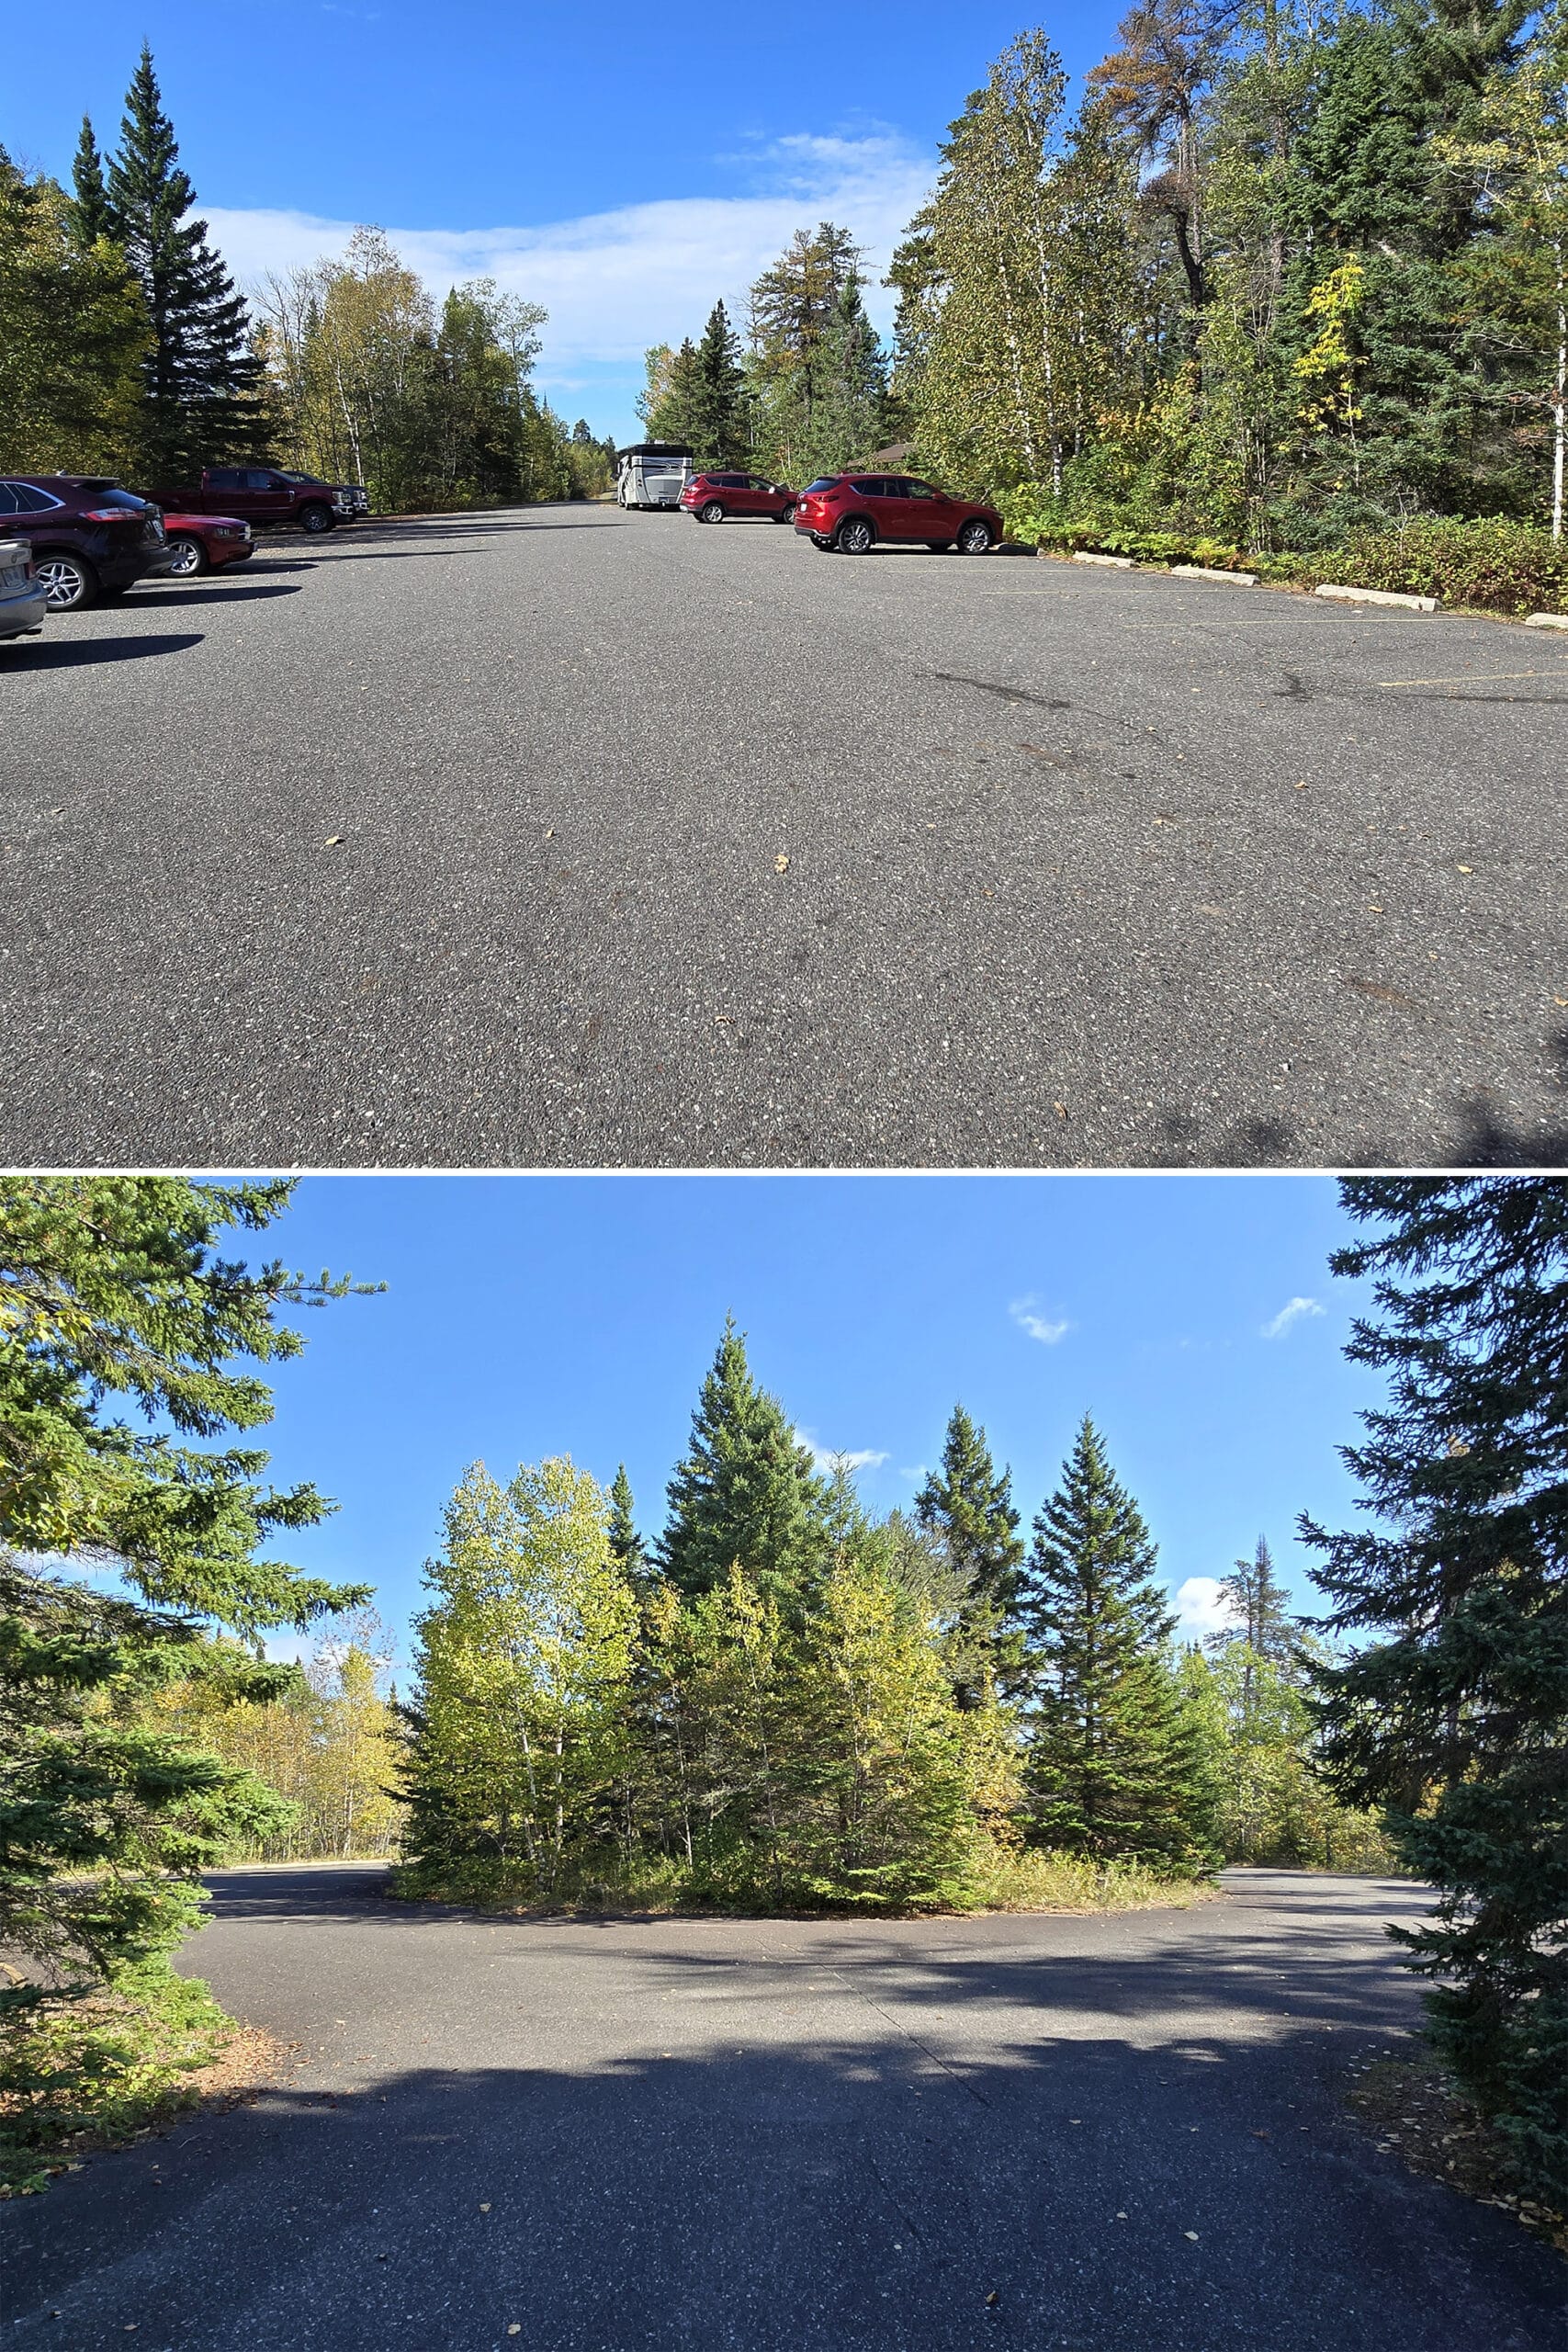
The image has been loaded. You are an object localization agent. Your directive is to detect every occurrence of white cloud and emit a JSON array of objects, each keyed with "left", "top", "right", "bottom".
[
  {"left": 1261, "top": 1296, "right": 1326, "bottom": 1340},
  {"left": 204, "top": 129, "right": 933, "bottom": 414},
  {"left": 795, "top": 1429, "right": 890, "bottom": 1476},
  {"left": 1010, "top": 1295, "right": 1073, "bottom": 1346},
  {"left": 263, "top": 1634, "right": 311, "bottom": 1664},
  {"left": 1171, "top": 1577, "right": 1239, "bottom": 1639}
]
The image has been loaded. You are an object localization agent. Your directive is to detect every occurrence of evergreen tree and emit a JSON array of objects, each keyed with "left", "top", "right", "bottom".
[
  {"left": 689, "top": 299, "right": 749, "bottom": 466},
  {"left": 608, "top": 1464, "right": 650, "bottom": 1581},
  {"left": 642, "top": 336, "right": 703, "bottom": 445},
  {"left": 0, "top": 1178, "right": 374, "bottom": 2007},
  {"left": 69, "top": 116, "right": 113, "bottom": 248},
  {"left": 915, "top": 1406, "right": 1026, "bottom": 1611},
  {"left": 660, "top": 1319, "right": 831, "bottom": 1608},
  {"left": 1305, "top": 1177, "right": 1568, "bottom": 2206},
  {"left": 103, "top": 45, "right": 263, "bottom": 474},
  {"left": 1207, "top": 1534, "right": 1305, "bottom": 1702},
  {"left": 1021, "top": 1416, "right": 1212, "bottom": 1866}
]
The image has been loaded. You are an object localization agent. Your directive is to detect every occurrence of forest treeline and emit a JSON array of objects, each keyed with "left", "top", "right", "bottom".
[
  {"left": 0, "top": 47, "right": 613, "bottom": 512},
  {"left": 0, "top": 1182, "right": 1563, "bottom": 2199},
  {"left": 644, "top": 0, "right": 1567, "bottom": 607}
]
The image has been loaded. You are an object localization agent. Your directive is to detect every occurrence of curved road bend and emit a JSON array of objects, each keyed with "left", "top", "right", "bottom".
[{"left": 3, "top": 1867, "right": 1561, "bottom": 2350}]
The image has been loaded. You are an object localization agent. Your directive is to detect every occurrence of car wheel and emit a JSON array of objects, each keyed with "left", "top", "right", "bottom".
[
  {"left": 164, "top": 535, "right": 208, "bottom": 576},
  {"left": 698, "top": 500, "right": 725, "bottom": 525},
  {"left": 776, "top": 503, "right": 796, "bottom": 524},
  {"left": 34, "top": 552, "right": 97, "bottom": 611},
  {"left": 836, "top": 516, "right": 874, "bottom": 554},
  {"left": 956, "top": 518, "right": 994, "bottom": 554},
  {"left": 299, "top": 503, "right": 334, "bottom": 535}
]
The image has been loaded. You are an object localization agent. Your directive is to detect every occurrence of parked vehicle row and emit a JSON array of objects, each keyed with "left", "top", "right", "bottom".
[
  {"left": 668, "top": 466, "right": 1002, "bottom": 554},
  {"left": 0, "top": 462, "right": 367, "bottom": 619}
]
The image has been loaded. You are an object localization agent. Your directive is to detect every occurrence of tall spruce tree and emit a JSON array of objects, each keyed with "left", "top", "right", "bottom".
[
  {"left": 104, "top": 45, "right": 262, "bottom": 474},
  {"left": 915, "top": 1406, "right": 1025, "bottom": 1613},
  {"left": 1304, "top": 1177, "right": 1568, "bottom": 2205},
  {"left": 1022, "top": 1416, "right": 1212, "bottom": 1866},
  {"left": 660, "top": 1319, "right": 831, "bottom": 1607},
  {"left": 69, "top": 116, "right": 113, "bottom": 248},
  {"left": 608, "top": 1464, "right": 650, "bottom": 1581},
  {"left": 0, "top": 1178, "right": 375, "bottom": 2007},
  {"left": 1207, "top": 1535, "right": 1306, "bottom": 1703},
  {"left": 690, "top": 300, "right": 749, "bottom": 467}
]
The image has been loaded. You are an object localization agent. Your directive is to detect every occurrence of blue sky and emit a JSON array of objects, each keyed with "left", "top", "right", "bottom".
[
  {"left": 190, "top": 1175, "right": 1387, "bottom": 1668},
  {"left": 5, "top": 0, "right": 1125, "bottom": 441}
]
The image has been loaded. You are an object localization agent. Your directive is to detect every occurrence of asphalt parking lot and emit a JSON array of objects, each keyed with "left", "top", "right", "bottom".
[
  {"left": 1, "top": 503, "right": 1563, "bottom": 1167},
  {"left": 5, "top": 1868, "right": 1562, "bottom": 2351}
]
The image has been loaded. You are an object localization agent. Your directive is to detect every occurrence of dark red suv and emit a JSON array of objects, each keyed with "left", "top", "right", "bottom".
[
  {"left": 679, "top": 471, "right": 797, "bottom": 525},
  {"left": 794, "top": 474, "right": 1001, "bottom": 555},
  {"left": 0, "top": 477, "right": 166, "bottom": 609}
]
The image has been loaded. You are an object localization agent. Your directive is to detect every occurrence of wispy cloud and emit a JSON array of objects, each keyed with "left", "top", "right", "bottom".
[
  {"left": 1171, "top": 1577, "right": 1239, "bottom": 1639},
  {"left": 205, "top": 128, "right": 933, "bottom": 417},
  {"left": 1010, "top": 1295, "right": 1072, "bottom": 1345},
  {"left": 1261, "top": 1296, "right": 1325, "bottom": 1340},
  {"left": 795, "top": 1430, "right": 890, "bottom": 1476}
]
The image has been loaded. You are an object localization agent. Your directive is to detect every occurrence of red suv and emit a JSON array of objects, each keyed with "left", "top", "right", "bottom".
[
  {"left": 679, "top": 471, "right": 798, "bottom": 525},
  {"left": 0, "top": 477, "right": 166, "bottom": 609},
  {"left": 794, "top": 474, "right": 1001, "bottom": 555}
]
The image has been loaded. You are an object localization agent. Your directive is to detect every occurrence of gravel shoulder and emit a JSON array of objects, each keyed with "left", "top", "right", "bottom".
[
  {"left": 1, "top": 505, "right": 1564, "bottom": 1168},
  {"left": 2, "top": 1865, "right": 1561, "bottom": 2350}
]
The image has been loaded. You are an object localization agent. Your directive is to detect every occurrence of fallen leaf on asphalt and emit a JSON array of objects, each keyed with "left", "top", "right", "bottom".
[
  {"left": 1115, "top": 2211, "right": 1128, "bottom": 2220},
  {"left": 1457, "top": 864, "right": 1472, "bottom": 873},
  {"left": 1294, "top": 780, "right": 1308, "bottom": 789},
  {"left": 985, "top": 2290, "right": 999, "bottom": 2307},
  {"left": 774, "top": 854, "right": 791, "bottom": 873},
  {"left": 324, "top": 835, "right": 344, "bottom": 847},
  {"left": 1555, "top": 997, "right": 1568, "bottom": 1006},
  {"left": 1252, "top": 2130, "right": 1271, "bottom": 2139},
  {"left": 1184, "top": 2232, "right": 1200, "bottom": 2241},
  {"left": 1368, "top": 902, "right": 1383, "bottom": 913},
  {"left": 508, "top": 2326, "right": 522, "bottom": 2336},
  {"left": 1053, "top": 1101, "right": 1067, "bottom": 1117},
  {"left": 479, "top": 2202, "right": 491, "bottom": 2211},
  {"left": 545, "top": 828, "right": 555, "bottom": 838}
]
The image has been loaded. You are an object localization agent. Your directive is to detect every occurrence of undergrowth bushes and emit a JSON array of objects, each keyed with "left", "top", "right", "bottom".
[{"left": 996, "top": 495, "right": 1568, "bottom": 616}]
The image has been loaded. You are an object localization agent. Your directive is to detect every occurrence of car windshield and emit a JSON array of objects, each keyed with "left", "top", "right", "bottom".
[
  {"left": 803, "top": 479, "right": 840, "bottom": 493},
  {"left": 87, "top": 489, "right": 147, "bottom": 511}
]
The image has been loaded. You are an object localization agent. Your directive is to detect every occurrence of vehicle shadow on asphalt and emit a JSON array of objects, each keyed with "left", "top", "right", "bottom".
[
  {"left": 1, "top": 632, "right": 204, "bottom": 670},
  {"left": 128, "top": 583, "right": 303, "bottom": 606}
]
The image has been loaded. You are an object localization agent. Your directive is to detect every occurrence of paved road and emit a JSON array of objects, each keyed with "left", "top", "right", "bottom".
[
  {"left": 4, "top": 1868, "right": 1561, "bottom": 2350},
  {"left": 2, "top": 507, "right": 1564, "bottom": 1168}
]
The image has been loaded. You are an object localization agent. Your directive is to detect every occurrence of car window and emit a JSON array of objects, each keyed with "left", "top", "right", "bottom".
[
  {"left": 849, "top": 478, "right": 886, "bottom": 496},
  {"left": 904, "top": 481, "right": 939, "bottom": 500},
  {"left": 91, "top": 489, "right": 147, "bottom": 511},
  {"left": 15, "top": 483, "right": 61, "bottom": 510},
  {"left": 803, "top": 478, "right": 839, "bottom": 494},
  {"left": 0, "top": 485, "right": 17, "bottom": 514},
  {"left": 209, "top": 469, "right": 244, "bottom": 490},
  {"left": 245, "top": 471, "right": 278, "bottom": 491}
]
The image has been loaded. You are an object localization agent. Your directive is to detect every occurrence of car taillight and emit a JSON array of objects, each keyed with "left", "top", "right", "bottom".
[{"left": 82, "top": 508, "right": 135, "bottom": 523}]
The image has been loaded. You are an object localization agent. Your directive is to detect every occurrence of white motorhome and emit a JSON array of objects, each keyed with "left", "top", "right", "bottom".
[{"left": 615, "top": 442, "right": 696, "bottom": 510}]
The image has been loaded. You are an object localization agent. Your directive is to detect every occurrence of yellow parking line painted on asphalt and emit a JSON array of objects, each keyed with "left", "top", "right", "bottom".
[{"left": 1376, "top": 669, "right": 1562, "bottom": 687}]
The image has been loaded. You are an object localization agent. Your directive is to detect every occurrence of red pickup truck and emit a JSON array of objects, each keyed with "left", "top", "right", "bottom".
[{"left": 149, "top": 466, "right": 359, "bottom": 535}]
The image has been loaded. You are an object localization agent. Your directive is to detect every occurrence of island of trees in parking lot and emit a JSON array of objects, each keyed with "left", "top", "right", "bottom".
[
  {"left": 0, "top": 48, "right": 615, "bottom": 514},
  {"left": 1, "top": 1177, "right": 1564, "bottom": 2205}
]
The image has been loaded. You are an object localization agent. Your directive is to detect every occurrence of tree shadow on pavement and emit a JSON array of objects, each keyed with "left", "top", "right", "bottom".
[{"left": 6, "top": 2012, "right": 1560, "bottom": 2352}]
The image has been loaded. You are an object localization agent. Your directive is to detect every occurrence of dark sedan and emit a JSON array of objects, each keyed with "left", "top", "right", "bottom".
[{"left": 0, "top": 476, "right": 167, "bottom": 609}]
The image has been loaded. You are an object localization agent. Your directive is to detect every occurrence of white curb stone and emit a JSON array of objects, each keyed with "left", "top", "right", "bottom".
[
  {"left": 1171, "top": 565, "right": 1258, "bottom": 587},
  {"left": 1314, "top": 582, "right": 1440, "bottom": 612},
  {"left": 1071, "top": 550, "right": 1136, "bottom": 568},
  {"left": 1525, "top": 611, "right": 1568, "bottom": 630}
]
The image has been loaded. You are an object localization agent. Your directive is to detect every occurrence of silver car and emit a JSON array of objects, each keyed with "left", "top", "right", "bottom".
[{"left": 0, "top": 539, "right": 47, "bottom": 642}]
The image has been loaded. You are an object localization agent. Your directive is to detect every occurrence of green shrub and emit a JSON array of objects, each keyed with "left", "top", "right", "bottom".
[{"left": 0, "top": 1960, "right": 233, "bottom": 2195}]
